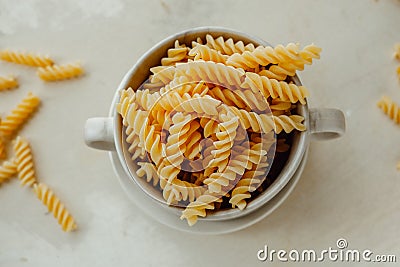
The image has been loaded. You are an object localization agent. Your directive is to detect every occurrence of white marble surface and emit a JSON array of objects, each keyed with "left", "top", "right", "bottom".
[{"left": 0, "top": 0, "right": 399, "bottom": 266}]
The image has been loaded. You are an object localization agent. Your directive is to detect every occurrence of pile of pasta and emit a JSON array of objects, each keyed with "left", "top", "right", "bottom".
[
  {"left": 0, "top": 50, "right": 80, "bottom": 232},
  {"left": 117, "top": 34, "right": 321, "bottom": 226},
  {"left": 377, "top": 43, "right": 400, "bottom": 169}
]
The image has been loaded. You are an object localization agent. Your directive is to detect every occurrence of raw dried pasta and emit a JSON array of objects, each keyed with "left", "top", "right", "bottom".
[
  {"left": 226, "top": 43, "right": 301, "bottom": 69},
  {"left": 204, "top": 34, "right": 256, "bottom": 56},
  {"left": 0, "top": 159, "right": 17, "bottom": 185},
  {"left": 0, "top": 92, "right": 40, "bottom": 137},
  {"left": 33, "top": 183, "right": 77, "bottom": 232},
  {"left": 0, "top": 49, "right": 54, "bottom": 67},
  {"left": 377, "top": 96, "right": 400, "bottom": 124},
  {"left": 0, "top": 75, "right": 18, "bottom": 91},
  {"left": 13, "top": 136, "right": 37, "bottom": 187},
  {"left": 117, "top": 35, "right": 319, "bottom": 225},
  {"left": 37, "top": 63, "right": 84, "bottom": 81}
]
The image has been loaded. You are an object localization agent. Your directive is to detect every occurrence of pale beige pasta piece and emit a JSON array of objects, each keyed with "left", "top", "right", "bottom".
[
  {"left": 242, "top": 72, "right": 309, "bottom": 104},
  {"left": 161, "top": 40, "right": 189, "bottom": 66},
  {"left": 180, "top": 191, "right": 223, "bottom": 226},
  {"left": 0, "top": 92, "right": 40, "bottom": 137},
  {"left": 116, "top": 87, "right": 136, "bottom": 124},
  {"left": 0, "top": 159, "right": 17, "bottom": 185},
  {"left": 229, "top": 106, "right": 306, "bottom": 134},
  {"left": 13, "top": 136, "right": 37, "bottom": 187},
  {"left": 162, "top": 179, "right": 205, "bottom": 205},
  {"left": 176, "top": 60, "right": 245, "bottom": 88},
  {"left": 158, "top": 113, "right": 193, "bottom": 190},
  {"left": 0, "top": 50, "right": 54, "bottom": 67},
  {"left": 226, "top": 43, "right": 300, "bottom": 70},
  {"left": 377, "top": 96, "right": 400, "bottom": 124},
  {"left": 136, "top": 162, "right": 159, "bottom": 186},
  {"left": 0, "top": 75, "right": 18, "bottom": 91},
  {"left": 205, "top": 34, "right": 255, "bottom": 56},
  {"left": 33, "top": 183, "right": 77, "bottom": 232},
  {"left": 189, "top": 45, "right": 228, "bottom": 63},
  {"left": 37, "top": 63, "right": 84, "bottom": 81},
  {"left": 150, "top": 66, "right": 175, "bottom": 84}
]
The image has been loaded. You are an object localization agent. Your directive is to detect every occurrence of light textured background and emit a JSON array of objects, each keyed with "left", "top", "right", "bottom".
[{"left": 0, "top": 0, "right": 399, "bottom": 266}]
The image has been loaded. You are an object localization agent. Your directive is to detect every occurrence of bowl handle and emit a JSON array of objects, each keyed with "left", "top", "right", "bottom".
[
  {"left": 84, "top": 117, "right": 116, "bottom": 151},
  {"left": 309, "top": 108, "right": 346, "bottom": 141}
]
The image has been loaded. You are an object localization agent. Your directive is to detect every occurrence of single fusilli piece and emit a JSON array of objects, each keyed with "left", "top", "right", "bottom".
[
  {"left": 33, "top": 183, "right": 77, "bottom": 232},
  {"left": 13, "top": 136, "right": 37, "bottom": 187},
  {"left": 37, "top": 63, "right": 84, "bottom": 81},
  {"left": 176, "top": 60, "right": 245, "bottom": 88},
  {"left": 0, "top": 75, "right": 18, "bottom": 91},
  {"left": 0, "top": 50, "right": 54, "bottom": 67},
  {"left": 189, "top": 45, "right": 228, "bottom": 63},
  {"left": 136, "top": 162, "right": 159, "bottom": 186},
  {"left": 260, "top": 44, "right": 322, "bottom": 80},
  {"left": 0, "top": 92, "right": 40, "bottom": 137},
  {"left": 226, "top": 43, "right": 300, "bottom": 70},
  {"left": 242, "top": 72, "right": 309, "bottom": 104},
  {"left": 205, "top": 34, "right": 256, "bottom": 56},
  {"left": 229, "top": 152, "right": 269, "bottom": 210},
  {"left": 230, "top": 106, "right": 305, "bottom": 134},
  {"left": 180, "top": 191, "right": 223, "bottom": 226},
  {"left": 0, "top": 159, "right": 17, "bottom": 185},
  {"left": 377, "top": 96, "right": 400, "bottom": 124},
  {"left": 161, "top": 40, "right": 189, "bottom": 66},
  {"left": 150, "top": 66, "right": 175, "bottom": 85}
]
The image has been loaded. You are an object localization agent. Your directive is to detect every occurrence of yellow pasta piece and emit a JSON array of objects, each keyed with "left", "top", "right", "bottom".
[
  {"left": 37, "top": 63, "right": 84, "bottom": 82},
  {"left": 0, "top": 136, "right": 6, "bottom": 159},
  {"left": 0, "top": 92, "right": 40, "bottom": 137},
  {"left": 377, "top": 96, "right": 400, "bottom": 124},
  {"left": 180, "top": 191, "right": 223, "bottom": 226},
  {"left": 0, "top": 49, "right": 54, "bottom": 67},
  {"left": 189, "top": 45, "right": 228, "bottom": 63},
  {"left": 33, "top": 183, "right": 77, "bottom": 232},
  {"left": 242, "top": 72, "right": 309, "bottom": 104},
  {"left": 226, "top": 43, "right": 300, "bottom": 70},
  {"left": 13, "top": 136, "right": 37, "bottom": 187},
  {"left": 205, "top": 34, "right": 255, "bottom": 56},
  {"left": 161, "top": 40, "right": 189, "bottom": 66},
  {"left": 0, "top": 75, "right": 18, "bottom": 91},
  {"left": 0, "top": 159, "right": 17, "bottom": 185},
  {"left": 230, "top": 106, "right": 306, "bottom": 134}
]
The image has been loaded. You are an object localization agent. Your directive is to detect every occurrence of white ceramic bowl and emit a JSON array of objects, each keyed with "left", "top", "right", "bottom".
[{"left": 84, "top": 27, "right": 345, "bottom": 230}]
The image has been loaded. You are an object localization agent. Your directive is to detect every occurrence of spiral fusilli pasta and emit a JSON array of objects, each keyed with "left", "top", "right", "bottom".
[
  {"left": 242, "top": 72, "right": 309, "bottom": 104},
  {"left": 377, "top": 96, "right": 400, "bottom": 124},
  {"left": 205, "top": 34, "right": 256, "bottom": 56},
  {"left": 189, "top": 45, "right": 228, "bottom": 63},
  {"left": 0, "top": 50, "right": 54, "bottom": 67},
  {"left": 37, "top": 63, "right": 84, "bottom": 81},
  {"left": 0, "top": 159, "right": 17, "bottom": 185},
  {"left": 161, "top": 40, "right": 189, "bottom": 66},
  {"left": 33, "top": 183, "right": 77, "bottom": 232},
  {"left": 176, "top": 60, "right": 245, "bottom": 88},
  {"left": 226, "top": 43, "right": 300, "bottom": 69},
  {"left": 13, "top": 136, "right": 37, "bottom": 187},
  {"left": 0, "top": 92, "right": 40, "bottom": 137},
  {"left": 0, "top": 135, "right": 5, "bottom": 159},
  {"left": 0, "top": 75, "right": 18, "bottom": 91}
]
